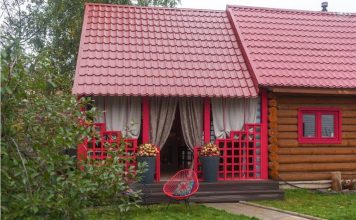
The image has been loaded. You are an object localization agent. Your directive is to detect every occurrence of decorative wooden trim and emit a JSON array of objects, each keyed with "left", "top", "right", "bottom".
[
  {"left": 261, "top": 89, "right": 268, "bottom": 179},
  {"left": 155, "top": 147, "right": 160, "bottom": 182},
  {"left": 298, "top": 107, "right": 342, "bottom": 144},
  {"left": 142, "top": 97, "right": 150, "bottom": 143},
  {"left": 204, "top": 97, "right": 211, "bottom": 144},
  {"left": 73, "top": 4, "right": 89, "bottom": 96},
  {"left": 226, "top": 7, "right": 259, "bottom": 94},
  {"left": 271, "top": 87, "right": 356, "bottom": 95}
]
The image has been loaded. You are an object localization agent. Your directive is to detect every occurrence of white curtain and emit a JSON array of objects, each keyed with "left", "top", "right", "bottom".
[
  {"left": 245, "top": 98, "right": 259, "bottom": 124},
  {"left": 92, "top": 96, "right": 105, "bottom": 123},
  {"left": 150, "top": 97, "right": 178, "bottom": 148},
  {"left": 212, "top": 98, "right": 259, "bottom": 139},
  {"left": 179, "top": 98, "right": 203, "bottom": 151},
  {"left": 92, "top": 96, "right": 141, "bottom": 138}
]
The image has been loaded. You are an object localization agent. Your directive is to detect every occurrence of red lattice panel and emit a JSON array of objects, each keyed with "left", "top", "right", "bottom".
[
  {"left": 194, "top": 123, "right": 262, "bottom": 181},
  {"left": 193, "top": 147, "right": 203, "bottom": 180},
  {"left": 122, "top": 138, "right": 138, "bottom": 171},
  {"left": 78, "top": 123, "right": 160, "bottom": 181}
]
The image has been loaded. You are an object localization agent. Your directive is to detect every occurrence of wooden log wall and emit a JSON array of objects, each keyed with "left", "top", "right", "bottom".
[{"left": 268, "top": 93, "right": 356, "bottom": 181}]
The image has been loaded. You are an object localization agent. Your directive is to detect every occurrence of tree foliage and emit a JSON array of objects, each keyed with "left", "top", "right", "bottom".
[
  {"left": 2, "top": 0, "right": 181, "bottom": 78},
  {"left": 1, "top": 0, "right": 179, "bottom": 218}
]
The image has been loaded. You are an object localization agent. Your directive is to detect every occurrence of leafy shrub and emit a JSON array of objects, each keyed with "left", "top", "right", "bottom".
[
  {"left": 82, "top": 149, "right": 147, "bottom": 211},
  {"left": 1, "top": 47, "right": 144, "bottom": 219}
]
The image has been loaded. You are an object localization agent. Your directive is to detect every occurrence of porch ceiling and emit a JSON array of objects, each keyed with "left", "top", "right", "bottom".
[{"left": 72, "top": 3, "right": 258, "bottom": 98}]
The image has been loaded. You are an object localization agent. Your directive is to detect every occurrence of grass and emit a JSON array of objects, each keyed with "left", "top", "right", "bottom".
[
  {"left": 85, "top": 204, "right": 258, "bottom": 220},
  {"left": 254, "top": 189, "right": 356, "bottom": 220}
]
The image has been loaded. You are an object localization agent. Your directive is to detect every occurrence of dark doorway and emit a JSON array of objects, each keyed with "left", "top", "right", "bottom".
[{"left": 160, "top": 106, "right": 192, "bottom": 178}]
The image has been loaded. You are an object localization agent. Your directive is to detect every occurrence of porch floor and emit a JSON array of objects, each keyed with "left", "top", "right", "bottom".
[{"left": 142, "top": 180, "right": 284, "bottom": 204}]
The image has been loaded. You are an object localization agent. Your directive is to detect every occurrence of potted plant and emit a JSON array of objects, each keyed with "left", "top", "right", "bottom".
[
  {"left": 200, "top": 143, "right": 220, "bottom": 182},
  {"left": 136, "top": 143, "right": 159, "bottom": 184}
]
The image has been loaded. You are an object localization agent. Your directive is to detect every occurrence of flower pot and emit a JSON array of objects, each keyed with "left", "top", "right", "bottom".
[
  {"left": 201, "top": 156, "right": 220, "bottom": 182},
  {"left": 137, "top": 156, "right": 156, "bottom": 184}
]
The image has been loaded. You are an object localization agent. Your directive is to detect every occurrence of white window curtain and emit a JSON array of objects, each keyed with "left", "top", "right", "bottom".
[
  {"left": 150, "top": 97, "right": 178, "bottom": 148},
  {"left": 212, "top": 98, "right": 259, "bottom": 139},
  {"left": 245, "top": 98, "right": 259, "bottom": 125},
  {"left": 92, "top": 96, "right": 141, "bottom": 138},
  {"left": 179, "top": 98, "right": 203, "bottom": 151}
]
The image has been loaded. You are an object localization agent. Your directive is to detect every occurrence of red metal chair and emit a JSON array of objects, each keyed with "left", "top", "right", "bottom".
[{"left": 163, "top": 169, "right": 199, "bottom": 208}]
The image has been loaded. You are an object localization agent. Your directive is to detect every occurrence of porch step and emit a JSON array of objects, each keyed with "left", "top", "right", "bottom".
[
  {"left": 141, "top": 180, "right": 284, "bottom": 204},
  {"left": 145, "top": 180, "right": 280, "bottom": 191}
]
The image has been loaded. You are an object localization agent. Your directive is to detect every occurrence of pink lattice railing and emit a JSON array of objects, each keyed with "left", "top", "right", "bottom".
[
  {"left": 77, "top": 123, "right": 160, "bottom": 181},
  {"left": 194, "top": 123, "right": 262, "bottom": 181}
]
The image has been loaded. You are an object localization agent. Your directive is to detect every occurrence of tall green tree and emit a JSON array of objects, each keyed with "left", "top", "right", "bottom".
[
  {"left": 1, "top": 0, "right": 180, "bottom": 82},
  {"left": 46, "top": 0, "right": 180, "bottom": 78},
  {"left": 1, "top": 0, "right": 179, "bottom": 218}
]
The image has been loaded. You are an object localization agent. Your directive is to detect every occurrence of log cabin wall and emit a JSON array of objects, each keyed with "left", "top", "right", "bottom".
[{"left": 268, "top": 93, "right": 356, "bottom": 181}]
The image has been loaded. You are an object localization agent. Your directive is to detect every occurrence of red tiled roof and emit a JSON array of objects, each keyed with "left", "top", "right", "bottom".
[
  {"left": 228, "top": 6, "right": 356, "bottom": 88},
  {"left": 73, "top": 3, "right": 258, "bottom": 97}
]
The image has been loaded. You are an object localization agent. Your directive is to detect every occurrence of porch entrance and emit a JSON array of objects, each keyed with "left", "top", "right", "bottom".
[{"left": 160, "top": 106, "right": 192, "bottom": 179}]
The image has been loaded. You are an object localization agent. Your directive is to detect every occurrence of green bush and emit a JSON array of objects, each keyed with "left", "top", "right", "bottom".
[
  {"left": 82, "top": 150, "right": 147, "bottom": 211},
  {"left": 1, "top": 47, "right": 144, "bottom": 219}
]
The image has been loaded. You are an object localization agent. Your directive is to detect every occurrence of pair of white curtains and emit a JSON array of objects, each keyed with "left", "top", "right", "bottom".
[
  {"left": 93, "top": 96, "right": 258, "bottom": 145},
  {"left": 149, "top": 97, "right": 203, "bottom": 151},
  {"left": 92, "top": 96, "right": 141, "bottom": 138},
  {"left": 212, "top": 98, "right": 259, "bottom": 139}
]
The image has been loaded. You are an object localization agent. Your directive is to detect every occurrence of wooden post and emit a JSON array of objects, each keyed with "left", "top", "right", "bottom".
[
  {"left": 142, "top": 97, "right": 150, "bottom": 143},
  {"left": 141, "top": 97, "right": 160, "bottom": 181},
  {"left": 261, "top": 89, "right": 269, "bottom": 179},
  {"left": 204, "top": 97, "right": 211, "bottom": 144},
  {"left": 77, "top": 95, "right": 86, "bottom": 170},
  {"left": 331, "top": 171, "right": 342, "bottom": 191}
]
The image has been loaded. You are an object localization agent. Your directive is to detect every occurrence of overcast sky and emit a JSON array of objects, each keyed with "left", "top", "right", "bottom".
[{"left": 180, "top": 0, "right": 356, "bottom": 13}]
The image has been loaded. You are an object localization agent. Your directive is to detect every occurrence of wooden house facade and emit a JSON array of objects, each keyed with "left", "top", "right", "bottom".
[
  {"left": 229, "top": 6, "right": 356, "bottom": 183},
  {"left": 268, "top": 91, "right": 356, "bottom": 181},
  {"left": 73, "top": 3, "right": 355, "bottom": 200}
]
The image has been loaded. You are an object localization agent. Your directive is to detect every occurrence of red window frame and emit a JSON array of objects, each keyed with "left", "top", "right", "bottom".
[{"left": 298, "top": 107, "right": 341, "bottom": 144}]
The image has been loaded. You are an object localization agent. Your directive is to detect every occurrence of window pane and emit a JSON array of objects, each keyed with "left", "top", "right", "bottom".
[
  {"left": 303, "top": 114, "right": 316, "bottom": 137},
  {"left": 322, "top": 114, "right": 335, "bottom": 137}
]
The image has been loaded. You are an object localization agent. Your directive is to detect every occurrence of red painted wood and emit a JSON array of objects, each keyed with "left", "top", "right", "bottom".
[
  {"left": 261, "top": 90, "right": 268, "bottom": 179},
  {"left": 142, "top": 97, "right": 150, "bottom": 143},
  {"left": 79, "top": 124, "right": 163, "bottom": 182},
  {"left": 193, "top": 147, "right": 202, "bottom": 180},
  {"left": 298, "top": 107, "right": 341, "bottom": 144},
  {"left": 204, "top": 97, "right": 211, "bottom": 143},
  {"left": 141, "top": 98, "right": 160, "bottom": 181},
  {"left": 155, "top": 147, "right": 160, "bottom": 182},
  {"left": 77, "top": 95, "right": 86, "bottom": 170},
  {"left": 194, "top": 123, "right": 262, "bottom": 181},
  {"left": 79, "top": 123, "right": 139, "bottom": 174},
  {"left": 77, "top": 142, "right": 87, "bottom": 170},
  {"left": 123, "top": 138, "right": 138, "bottom": 171}
]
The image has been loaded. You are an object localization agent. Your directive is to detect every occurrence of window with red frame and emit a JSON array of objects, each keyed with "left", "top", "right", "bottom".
[{"left": 298, "top": 108, "right": 341, "bottom": 144}]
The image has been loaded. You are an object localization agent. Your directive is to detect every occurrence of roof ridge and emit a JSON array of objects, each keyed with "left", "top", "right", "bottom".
[
  {"left": 85, "top": 2, "right": 225, "bottom": 13},
  {"left": 227, "top": 4, "right": 356, "bottom": 16}
]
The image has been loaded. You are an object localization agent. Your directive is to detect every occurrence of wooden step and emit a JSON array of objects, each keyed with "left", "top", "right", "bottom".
[
  {"left": 138, "top": 180, "right": 284, "bottom": 204},
  {"left": 146, "top": 180, "right": 278, "bottom": 188},
  {"left": 144, "top": 190, "right": 284, "bottom": 204},
  {"left": 145, "top": 180, "right": 280, "bottom": 191}
]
